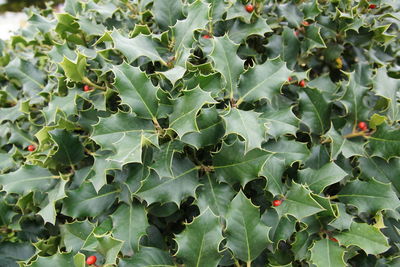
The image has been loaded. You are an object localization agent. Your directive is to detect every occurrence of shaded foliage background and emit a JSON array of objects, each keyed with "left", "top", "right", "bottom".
[{"left": 0, "top": 0, "right": 400, "bottom": 266}]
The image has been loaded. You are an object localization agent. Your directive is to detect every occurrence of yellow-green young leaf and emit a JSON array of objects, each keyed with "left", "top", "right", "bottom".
[
  {"left": 112, "top": 63, "right": 160, "bottom": 119},
  {"left": 175, "top": 209, "right": 223, "bottom": 267},
  {"left": 111, "top": 203, "right": 149, "bottom": 256},
  {"left": 169, "top": 87, "right": 216, "bottom": 137},
  {"left": 60, "top": 53, "right": 86, "bottom": 83},
  {"left": 213, "top": 140, "right": 272, "bottom": 186},
  {"left": 0, "top": 165, "right": 59, "bottom": 195},
  {"left": 335, "top": 222, "right": 390, "bottom": 255},
  {"left": 337, "top": 178, "right": 400, "bottom": 214},
  {"left": 237, "top": 58, "right": 291, "bottom": 105},
  {"left": 274, "top": 182, "right": 325, "bottom": 220},
  {"left": 209, "top": 35, "right": 244, "bottom": 98},
  {"left": 222, "top": 108, "right": 266, "bottom": 152},
  {"left": 310, "top": 239, "right": 346, "bottom": 267},
  {"left": 225, "top": 191, "right": 271, "bottom": 262}
]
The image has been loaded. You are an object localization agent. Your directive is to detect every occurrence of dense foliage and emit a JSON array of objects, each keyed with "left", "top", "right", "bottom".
[{"left": 0, "top": 0, "right": 400, "bottom": 266}]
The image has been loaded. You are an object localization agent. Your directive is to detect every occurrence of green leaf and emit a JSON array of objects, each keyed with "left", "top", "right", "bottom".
[
  {"left": 302, "top": 25, "right": 326, "bottom": 53},
  {"left": 151, "top": 140, "right": 184, "bottom": 177},
  {"left": 175, "top": 208, "right": 223, "bottom": 267},
  {"left": 275, "top": 182, "right": 325, "bottom": 220},
  {"left": 222, "top": 108, "right": 266, "bottom": 152},
  {"left": 38, "top": 178, "right": 68, "bottom": 225},
  {"left": 136, "top": 158, "right": 200, "bottom": 205},
  {"left": 153, "top": 0, "right": 184, "bottom": 31},
  {"left": 5, "top": 58, "right": 45, "bottom": 93},
  {"left": 49, "top": 129, "right": 85, "bottom": 165},
  {"left": 335, "top": 222, "right": 390, "bottom": 255},
  {"left": 111, "top": 31, "right": 166, "bottom": 65},
  {"left": 60, "top": 220, "right": 95, "bottom": 252},
  {"left": 213, "top": 140, "right": 271, "bottom": 186},
  {"left": 55, "top": 13, "right": 80, "bottom": 35},
  {"left": 181, "top": 107, "right": 225, "bottom": 148},
  {"left": 227, "top": 18, "right": 272, "bottom": 44},
  {"left": 172, "top": 0, "right": 209, "bottom": 55},
  {"left": 28, "top": 252, "right": 84, "bottom": 267},
  {"left": 91, "top": 112, "right": 156, "bottom": 165},
  {"left": 169, "top": 87, "right": 216, "bottom": 137},
  {"left": 323, "top": 125, "right": 364, "bottom": 160},
  {"left": 337, "top": 178, "right": 400, "bottom": 214},
  {"left": 209, "top": 35, "right": 244, "bottom": 99},
  {"left": 359, "top": 156, "right": 400, "bottom": 196},
  {"left": 0, "top": 242, "right": 36, "bottom": 267},
  {"left": 119, "top": 247, "right": 174, "bottom": 267},
  {"left": 298, "top": 87, "right": 331, "bottom": 134},
  {"left": 62, "top": 182, "right": 119, "bottom": 218},
  {"left": 298, "top": 162, "right": 347, "bottom": 193},
  {"left": 225, "top": 191, "right": 271, "bottom": 263},
  {"left": 112, "top": 63, "right": 160, "bottom": 119},
  {"left": 261, "top": 105, "right": 300, "bottom": 139},
  {"left": 0, "top": 165, "right": 58, "bottom": 195},
  {"left": 42, "top": 92, "right": 78, "bottom": 123},
  {"left": 237, "top": 58, "right": 291, "bottom": 105},
  {"left": 310, "top": 239, "right": 346, "bottom": 267},
  {"left": 261, "top": 156, "right": 286, "bottom": 196},
  {"left": 196, "top": 173, "right": 235, "bottom": 217},
  {"left": 264, "top": 138, "right": 311, "bottom": 166},
  {"left": 329, "top": 203, "right": 353, "bottom": 231},
  {"left": 374, "top": 68, "right": 400, "bottom": 122},
  {"left": 92, "top": 235, "right": 123, "bottom": 266},
  {"left": 368, "top": 124, "right": 400, "bottom": 160},
  {"left": 111, "top": 203, "right": 149, "bottom": 256},
  {"left": 60, "top": 53, "right": 86, "bottom": 83}
]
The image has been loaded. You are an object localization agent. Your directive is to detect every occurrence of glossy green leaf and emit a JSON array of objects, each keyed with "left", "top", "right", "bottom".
[
  {"left": 310, "top": 238, "right": 346, "bottom": 267},
  {"left": 119, "top": 247, "right": 174, "bottom": 267}
]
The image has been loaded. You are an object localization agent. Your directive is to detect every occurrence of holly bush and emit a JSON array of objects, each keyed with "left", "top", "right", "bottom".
[{"left": 0, "top": 0, "right": 400, "bottom": 266}]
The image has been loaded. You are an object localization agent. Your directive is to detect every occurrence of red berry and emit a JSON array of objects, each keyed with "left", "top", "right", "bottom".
[
  {"left": 329, "top": 237, "right": 338, "bottom": 242},
  {"left": 27, "top": 145, "right": 36, "bottom": 152},
  {"left": 288, "top": 77, "right": 293, "bottom": 82},
  {"left": 203, "top": 35, "right": 211, "bottom": 39},
  {"left": 294, "top": 30, "right": 299, "bottom": 37},
  {"left": 272, "top": 200, "right": 282, "bottom": 207},
  {"left": 299, "top": 80, "right": 306, "bottom": 87},
  {"left": 86, "top": 255, "right": 97, "bottom": 265},
  {"left": 369, "top": 4, "right": 377, "bottom": 9},
  {"left": 302, "top": 21, "right": 310, "bottom": 26},
  {"left": 358, "top": 121, "right": 368, "bottom": 130},
  {"left": 83, "top": 85, "right": 91, "bottom": 92},
  {"left": 245, "top": 4, "right": 254, "bottom": 13}
]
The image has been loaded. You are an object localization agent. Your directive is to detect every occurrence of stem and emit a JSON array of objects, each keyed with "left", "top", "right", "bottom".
[
  {"left": 343, "top": 131, "right": 366, "bottom": 139},
  {"left": 82, "top": 77, "right": 106, "bottom": 91},
  {"left": 247, "top": 261, "right": 251, "bottom": 267},
  {"left": 234, "top": 260, "right": 241, "bottom": 267},
  {"left": 329, "top": 195, "right": 338, "bottom": 200}
]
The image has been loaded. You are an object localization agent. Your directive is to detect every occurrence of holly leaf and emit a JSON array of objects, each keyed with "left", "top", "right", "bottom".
[
  {"left": 264, "top": 138, "right": 311, "bottom": 166},
  {"left": 225, "top": 191, "right": 271, "bottom": 263},
  {"left": 62, "top": 182, "right": 119, "bottom": 218},
  {"left": 60, "top": 220, "right": 95, "bottom": 252},
  {"left": 38, "top": 178, "right": 68, "bottom": 225},
  {"left": 310, "top": 239, "right": 346, "bottom": 267},
  {"left": 302, "top": 25, "right": 326, "bottom": 53},
  {"left": 373, "top": 67, "right": 400, "bottom": 122},
  {"left": 5, "top": 58, "right": 45, "bottom": 94},
  {"left": 153, "top": 0, "right": 184, "bottom": 31},
  {"left": 175, "top": 208, "right": 223, "bottom": 267},
  {"left": 227, "top": 18, "right": 272, "bottom": 44},
  {"left": 113, "top": 63, "right": 160, "bottom": 119},
  {"left": 0, "top": 165, "right": 59, "bottom": 195},
  {"left": 42, "top": 91, "right": 78, "bottom": 123},
  {"left": 298, "top": 87, "right": 331, "bottom": 134},
  {"left": 119, "top": 247, "right": 174, "bottom": 267},
  {"left": 92, "top": 235, "right": 123, "bottom": 266},
  {"left": 368, "top": 124, "right": 400, "bottom": 160},
  {"left": 60, "top": 53, "right": 86, "bottom": 83},
  {"left": 274, "top": 182, "right": 325, "bottom": 220},
  {"left": 298, "top": 162, "right": 347, "bottom": 194},
  {"left": 323, "top": 125, "right": 364, "bottom": 160},
  {"left": 27, "top": 252, "right": 84, "bottom": 267},
  {"left": 209, "top": 35, "right": 244, "bottom": 99},
  {"left": 111, "top": 31, "right": 167, "bottom": 65},
  {"left": 91, "top": 112, "right": 156, "bottom": 165},
  {"left": 151, "top": 140, "right": 184, "bottom": 177},
  {"left": 335, "top": 222, "right": 390, "bottom": 255},
  {"left": 222, "top": 108, "right": 266, "bottom": 152},
  {"left": 169, "top": 87, "right": 216, "bottom": 137},
  {"left": 236, "top": 58, "right": 291, "bottom": 105},
  {"left": 111, "top": 203, "right": 149, "bottom": 256},
  {"left": 196, "top": 173, "right": 235, "bottom": 217},
  {"left": 261, "top": 106, "right": 300, "bottom": 139},
  {"left": 49, "top": 129, "right": 85, "bottom": 165},
  {"left": 136, "top": 158, "right": 200, "bottom": 205},
  {"left": 181, "top": 107, "right": 225, "bottom": 149},
  {"left": 337, "top": 178, "right": 400, "bottom": 214},
  {"left": 359, "top": 156, "right": 400, "bottom": 195},
  {"left": 213, "top": 140, "right": 271, "bottom": 186}
]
